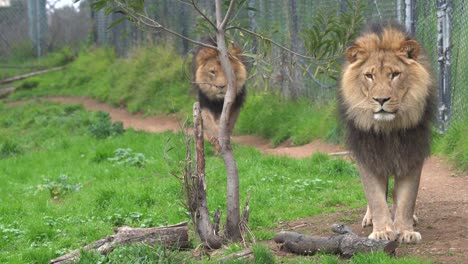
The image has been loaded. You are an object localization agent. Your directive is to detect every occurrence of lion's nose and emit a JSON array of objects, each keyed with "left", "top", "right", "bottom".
[{"left": 373, "top": 97, "right": 391, "bottom": 106}]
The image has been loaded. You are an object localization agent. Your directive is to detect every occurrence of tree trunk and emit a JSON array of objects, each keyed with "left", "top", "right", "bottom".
[
  {"left": 50, "top": 222, "right": 190, "bottom": 264},
  {"left": 215, "top": 0, "right": 242, "bottom": 242},
  {"left": 274, "top": 224, "right": 398, "bottom": 258},
  {"left": 191, "top": 102, "right": 223, "bottom": 249}
]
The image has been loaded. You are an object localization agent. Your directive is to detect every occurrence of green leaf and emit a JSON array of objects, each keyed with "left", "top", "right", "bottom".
[{"left": 107, "top": 17, "right": 127, "bottom": 29}]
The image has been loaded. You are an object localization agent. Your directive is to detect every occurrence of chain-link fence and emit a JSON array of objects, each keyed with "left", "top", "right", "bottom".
[
  {"left": 0, "top": 0, "right": 465, "bottom": 131},
  {"left": 0, "top": 0, "right": 90, "bottom": 66}
]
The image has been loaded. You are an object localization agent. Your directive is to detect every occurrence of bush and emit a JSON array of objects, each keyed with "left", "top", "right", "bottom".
[{"left": 89, "top": 111, "right": 124, "bottom": 139}]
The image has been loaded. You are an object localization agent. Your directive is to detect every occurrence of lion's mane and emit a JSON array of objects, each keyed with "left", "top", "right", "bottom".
[
  {"left": 192, "top": 37, "right": 247, "bottom": 120},
  {"left": 339, "top": 22, "right": 437, "bottom": 176}
]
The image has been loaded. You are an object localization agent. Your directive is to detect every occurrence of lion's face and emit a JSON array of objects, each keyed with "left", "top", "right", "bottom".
[
  {"left": 341, "top": 28, "right": 433, "bottom": 132},
  {"left": 194, "top": 45, "right": 247, "bottom": 101}
]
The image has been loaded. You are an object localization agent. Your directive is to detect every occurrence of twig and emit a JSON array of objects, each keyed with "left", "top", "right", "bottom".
[
  {"left": 226, "top": 26, "right": 315, "bottom": 60},
  {"left": 218, "top": 249, "right": 253, "bottom": 262},
  {"left": 220, "top": 0, "right": 236, "bottom": 29},
  {"left": 329, "top": 151, "right": 350, "bottom": 156},
  {"left": 114, "top": 2, "right": 217, "bottom": 50},
  {"left": 191, "top": 0, "right": 217, "bottom": 30}
]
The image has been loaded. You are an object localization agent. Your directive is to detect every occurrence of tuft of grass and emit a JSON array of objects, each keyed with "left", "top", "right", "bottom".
[
  {"left": 433, "top": 120, "right": 468, "bottom": 172},
  {"left": 236, "top": 93, "right": 339, "bottom": 146}
]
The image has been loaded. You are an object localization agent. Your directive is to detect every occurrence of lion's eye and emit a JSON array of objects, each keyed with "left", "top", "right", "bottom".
[
  {"left": 364, "top": 73, "right": 374, "bottom": 80},
  {"left": 391, "top": 72, "right": 401, "bottom": 79},
  {"left": 209, "top": 70, "right": 216, "bottom": 75}
]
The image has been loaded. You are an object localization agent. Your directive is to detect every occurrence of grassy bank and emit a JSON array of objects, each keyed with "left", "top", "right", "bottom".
[
  {"left": 8, "top": 47, "right": 339, "bottom": 146},
  {"left": 0, "top": 101, "right": 431, "bottom": 263},
  {"left": 7, "top": 47, "right": 466, "bottom": 171}
]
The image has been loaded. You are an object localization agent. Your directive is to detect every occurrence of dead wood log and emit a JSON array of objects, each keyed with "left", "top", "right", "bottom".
[
  {"left": 50, "top": 222, "right": 189, "bottom": 264},
  {"left": 274, "top": 224, "right": 398, "bottom": 258},
  {"left": 0, "top": 66, "right": 64, "bottom": 85}
]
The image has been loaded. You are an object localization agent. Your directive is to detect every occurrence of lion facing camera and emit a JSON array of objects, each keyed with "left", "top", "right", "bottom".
[
  {"left": 339, "top": 22, "right": 437, "bottom": 243},
  {"left": 192, "top": 38, "right": 247, "bottom": 152}
]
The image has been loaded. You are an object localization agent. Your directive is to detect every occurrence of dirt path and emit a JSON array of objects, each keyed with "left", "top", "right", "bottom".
[{"left": 8, "top": 96, "right": 468, "bottom": 263}]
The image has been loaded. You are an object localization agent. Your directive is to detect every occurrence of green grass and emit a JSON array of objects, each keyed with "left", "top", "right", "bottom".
[
  {"left": 0, "top": 47, "right": 74, "bottom": 80},
  {"left": 236, "top": 93, "right": 340, "bottom": 146},
  {"left": 9, "top": 45, "right": 194, "bottom": 117},
  {"left": 433, "top": 120, "right": 468, "bottom": 172},
  {"left": 0, "top": 100, "right": 429, "bottom": 263}
]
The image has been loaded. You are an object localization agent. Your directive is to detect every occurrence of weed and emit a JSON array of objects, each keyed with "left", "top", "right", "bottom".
[
  {"left": 108, "top": 148, "right": 148, "bottom": 168},
  {"left": 36, "top": 175, "right": 83, "bottom": 200},
  {"left": 89, "top": 111, "right": 124, "bottom": 139}
]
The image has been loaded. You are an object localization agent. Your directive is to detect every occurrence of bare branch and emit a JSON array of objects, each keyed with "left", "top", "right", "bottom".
[
  {"left": 215, "top": 0, "right": 223, "bottom": 27},
  {"left": 227, "top": 26, "right": 315, "bottom": 60},
  {"left": 191, "top": 0, "right": 217, "bottom": 30},
  {"left": 115, "top": 2, "right": 217, "bottom": 50},
  {"left": 220, "top": 0, "right": 236, "bottom": 29}
]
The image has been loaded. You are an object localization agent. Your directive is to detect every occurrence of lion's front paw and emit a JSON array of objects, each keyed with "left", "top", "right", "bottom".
[
  {"left": 397, "top": 230, "right": 421, "bottom": 244},
  {"left": 368, "top": 230, "right": 396, "bottom": 241}
]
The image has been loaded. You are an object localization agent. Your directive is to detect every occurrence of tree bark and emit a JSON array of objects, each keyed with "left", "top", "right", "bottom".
[
  {"left": 274, "top": 224, "right": 398, "bottom": 258},
  {"left": 192, "top": 102, "right": 223, "bottom": 249},
  {"left": 50, "top": 222, "right": 190, "bottom": 264},
  {"left": 214, "top": 0, "right": 242, "bottom": 242}
]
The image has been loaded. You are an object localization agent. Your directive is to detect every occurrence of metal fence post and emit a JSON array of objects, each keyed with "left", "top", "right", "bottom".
[
  {"left": 436, "top": 0, "right": 453, "bottom": 132},
  {"left": 404, "top": 0, "right": 416, "bottom": 34},
  {"left": 27, "top": 0, "right": 47, "bottom": 57}
]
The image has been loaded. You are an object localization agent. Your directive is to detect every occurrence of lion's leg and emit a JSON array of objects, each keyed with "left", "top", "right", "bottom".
[
  {"left": 393, "top": 166, "right": 423, "bottom": 244},
  {"left": 359, "top": 166, "right": 395, "bottom": 241},
  {"left": 227, "top": 105, "right": 241, "bottom": 136},
  {"left": 201, "top": 109, "right": 220, "bottom": 154},
  {"left": 363, "top": 179, "right": 390, "bottom": 227}
]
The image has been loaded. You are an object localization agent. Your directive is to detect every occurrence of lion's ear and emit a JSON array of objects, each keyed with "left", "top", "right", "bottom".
[
  {"left": 196, "top": 47, "right": 218, "bottom": 66},
  {"left": 345, "top": 45, "right": 366, "bottom": 63},
  {"left": 399, "top": 40, "right": 420, "bottom": 60},
  {"left": 228, "top": 41, "right": 242, "bottom": 58}
]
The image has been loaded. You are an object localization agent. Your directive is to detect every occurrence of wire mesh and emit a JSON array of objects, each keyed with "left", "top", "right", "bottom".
[{"left": 0, "top": 0, "right": 465, "bottom": 131}]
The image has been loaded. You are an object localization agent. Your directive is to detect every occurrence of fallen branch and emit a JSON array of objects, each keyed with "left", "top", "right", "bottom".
[
  {"left": 218, "top": 249, "right": 254, "bottom": 262},
  {"left": 329, "top": 151, "right": 351, "bottom": 156},
  {"left": 274, "top": 224, "right": 398, "bottom": 258},
  {"left": 50, "top": 222, "right": 189, "bottom": 264},
  {"left": 0, "top": 86, "right": 15, "bottom": 99},
  {"left": 0, "top": 66, "right": 64, "bottom": 85}
]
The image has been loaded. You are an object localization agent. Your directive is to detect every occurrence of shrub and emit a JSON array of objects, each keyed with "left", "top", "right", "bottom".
[{"left": 88, "top": 111, "right": 124, "bottom": 139}]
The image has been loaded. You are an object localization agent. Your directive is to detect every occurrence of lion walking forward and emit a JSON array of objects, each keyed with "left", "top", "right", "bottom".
[
  {"left": 192, "top": 38, "right": 247, "bottom": 152},
  {"left": 339, "top": 22, "right": 437, "bottom": 243}
]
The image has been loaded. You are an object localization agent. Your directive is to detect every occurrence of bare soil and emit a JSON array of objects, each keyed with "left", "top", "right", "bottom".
[{"left": 7, "top": 96, "right": 468, "bottom": 263}]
